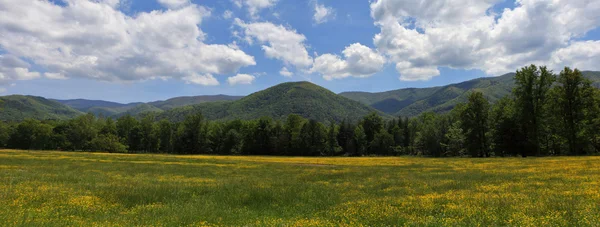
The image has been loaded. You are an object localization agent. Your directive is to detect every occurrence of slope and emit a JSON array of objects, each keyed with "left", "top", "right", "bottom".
[
  {"left": 159, "top": 81, "right": 386, "bottom": 122},
  {"left": 0, "top": 95, "right": 83, "bottom": 121}
]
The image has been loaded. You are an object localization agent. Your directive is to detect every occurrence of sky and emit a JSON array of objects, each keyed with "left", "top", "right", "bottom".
[{"left": 0, "top": 0, "right": 599, "bottom": 103}]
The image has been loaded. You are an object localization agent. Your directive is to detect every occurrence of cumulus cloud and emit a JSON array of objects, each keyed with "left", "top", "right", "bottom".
[
  {"left": 311, "top": 43, "right": 385, "bottom": 80},
  {"left": 183, "top": 73, "right": 219, "bottom": 86},
  {"left": 0, "top": 55, "right": 41, "bottom": 86},
  {"left": 233, "top": 0, "right": 278, "bottom": 19},
  {"left": 227, "top": 73, "right": 255, "bottom": 85},
  {"left": 0, "top": 0, "right": 255, "bottom": 86},
  {"left": 279, "top": 67, "right": 293, "bottom": 77},
  {"left": 45, "top": 72, "right": 68, "bottom": 80},
  {"left": 157, "top": 0, "right": 190, "bottom": 9},
  {"left": 235, "top": 19, "right": 313, "bottom": 68},
  {"left": 370, "top": 0, "right": 600, "bottom": 81},
  {"left": 313, "top": 2, "right": 335, "bottom": 24},
  {"left": 550, "top": 40, "right": 600, "bottom": 72}
]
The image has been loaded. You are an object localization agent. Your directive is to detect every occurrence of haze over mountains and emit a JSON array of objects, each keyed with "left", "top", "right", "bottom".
[{"left": 2, "top": 71, "right": 600, "bottom": 122}]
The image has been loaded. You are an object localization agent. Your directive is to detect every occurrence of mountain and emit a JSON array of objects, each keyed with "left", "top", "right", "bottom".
[
  {"left": 55, "top": 95, "right": 243, "bottom": 117},
  {"left": 341, "top": 71, "right": 600, "bottom": 117},
  {"left": 148, "top": 95, "right": 243, "bottom": 110},
  {"left": 0, "top": 95, "right": 83, "bottom": 121},
  {"left": 158, "top": 81, "right": 385, "bottom": 122}
]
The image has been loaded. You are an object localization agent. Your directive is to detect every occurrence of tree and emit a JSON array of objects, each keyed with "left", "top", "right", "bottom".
[
  {"left": 442, "top": 121, "right": 466, "bottom": 157},
  {"left": 460, "top": 92, "right": 490, "bottom": 157},
  {"left": 550, "top": 67, "right": 597, "bottom": 155},
  {"left": 117, "top": 115, "right": 139, "bottom": 150},
  {"left": 326, "top": 122, "right": 342, "bottom": 156},
  {"left": 0, "top": 121, "right": 11, "bottom": 148},
  {"left": 361, "top": 112, "right": 384, "bottom": 143},
  {"left": 158, "top": 120, "right": 174, "bottom": 153},
  {"left": 490, "top": 97, "right": 525, "bottom": 156},
  {"left": 100, "top": 117, "right": 117, "bottom": 136},
  {"left": 337, "top": 120, "right": 355, "bottom": 155},
  {"left": 371, "top": 130, "right": 395, "bottom": 155},
  {"left": 513, "top": 65, "right": 555, "bottom": 156},
  {"left": 414, "top": 113, "right": 444, "bottom": 157},
  {"left": 8, "top": 119, "right": 53, "bottom": 150},
  {"left": 283, "top": 114, "right": 305, "bottom": 155},
  {"left": 299, "top": 119, "right": 327, "bottom": 156},
  {"left": 67, "top": 114, "right": 98, "bottom": 150},
  {"left": 89, "top": 134, "right": 127, "bottom": 153},
  {"left": 139, "top": 114, "right": 160, "bottom": 152},
  {"left": 353, "top": 125, "right": 367, "bottom": 156}
]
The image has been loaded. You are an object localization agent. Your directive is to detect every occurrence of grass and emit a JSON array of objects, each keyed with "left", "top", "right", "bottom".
[{"left": 1, "top": 150, "right": 600, "bottom": 226}]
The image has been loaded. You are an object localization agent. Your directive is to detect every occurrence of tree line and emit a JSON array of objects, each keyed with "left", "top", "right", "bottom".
[{"left": 0, "top": 66, "right": 599, "bottom": 156}]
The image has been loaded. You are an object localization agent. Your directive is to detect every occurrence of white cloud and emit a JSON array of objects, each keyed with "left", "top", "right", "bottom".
[
  {"left": 157, "top": 0, "right": 190, "bottom": 9},
  {"left": 311, "top": 43, "right": 385, "bottom": 80},
  {"left": 233, "top": 0, "right": 278, "bottom": 19},
  {"left": 183, "top": 73, "right": 219, "bottom": 86},
  {"left": 279, "top": 67, "right": 293, "bottom": 77},
  {"left": 227, "top": 73, "right": 255, "bottom": 85},
  {"left": 0, "top": 87, "right": 5, "bottom": 93},
  {"left": 313, "top": 3, "right": 335, "bottom": 24},
  {"left": 235, "top": 19, "right": 313, "bottom": 68},
  {"left": 223, "top": 10, "right": 233, "bottom": 19},
  {"left": 370, "top": 0, "right": 600, "bottom": 81},
  {"left": 0, "top": 0, "right": 255, "bottom": 86},
  {"left": 45, "top": 72, "right": 67, "bottom": 80},
  {"left": 0, "top": 55, "right": 42, "bottom": 86},
  {"left": 550, "top": 40, "right": 600, "bottom": 72}
]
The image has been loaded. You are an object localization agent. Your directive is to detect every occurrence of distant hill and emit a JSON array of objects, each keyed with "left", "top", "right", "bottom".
[
  {"left": 340, "top": 71, "right": 600, "bottom": 116},
  {"left": 148, "top": 95, "right": 243, "bottom": 110},
  {"left": 158, "top": 81, "right": 385, "bottom": 122},
  {"left": 55, "top": 95, "right": 243, "bottom": 117},
  {"left": 0, "top": 95, "right": 82, "bottom": 121}
]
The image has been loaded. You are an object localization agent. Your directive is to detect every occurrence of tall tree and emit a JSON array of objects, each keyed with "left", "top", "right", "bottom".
[
  {"left": 299, "top": 120, "right": 327, "bottom": 156},
  {"left": 460, "top": 92, "right": 490, "bottom": 157},
  {"left": 550, "top": 67, "right": 597, "bottom": 155},
  {"left": 326, "top": 122, "right": 342, "bottom": 156},
  {"left": 361, "top": 112, "right": 384, "bottom": 143},
  {"left": 513, "top": 65, "right": 555, "bottom": 156}
]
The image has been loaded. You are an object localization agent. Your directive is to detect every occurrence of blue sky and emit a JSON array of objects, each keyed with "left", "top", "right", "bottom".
[{"left": 0, "top": 0, "right": 599, "bottom": 103}]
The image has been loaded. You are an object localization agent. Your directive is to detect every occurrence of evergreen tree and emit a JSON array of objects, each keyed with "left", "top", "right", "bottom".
[
  {"left": 513, "top": 65, "right": 555, "bottom": 156},
  {"left": 460, "top": 92, "right": 490, "bottom": 157}
]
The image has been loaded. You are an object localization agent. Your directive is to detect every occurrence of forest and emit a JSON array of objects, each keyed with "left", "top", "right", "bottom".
[{"left": 1, "top": 65, "right": 599, "bottom": 157}]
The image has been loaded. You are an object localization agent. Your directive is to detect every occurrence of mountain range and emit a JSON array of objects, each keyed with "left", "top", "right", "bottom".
[{"left": 2, "top": 71, "right": 599, "bottom": 122}]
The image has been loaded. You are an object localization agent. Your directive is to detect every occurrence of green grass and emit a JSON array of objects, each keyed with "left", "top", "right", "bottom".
[{"left": 1, "top": 150, "right": 600, "bottom": 226}]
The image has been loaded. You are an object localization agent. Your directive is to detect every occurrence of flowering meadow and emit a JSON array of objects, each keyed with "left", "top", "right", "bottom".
[{"left": 1, "top": 149, "right": 599, "bottom": 226}]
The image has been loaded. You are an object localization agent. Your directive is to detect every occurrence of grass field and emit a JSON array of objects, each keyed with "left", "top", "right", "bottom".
[{"left": 1, "top": 150, "right": 599, "bottom": 226}]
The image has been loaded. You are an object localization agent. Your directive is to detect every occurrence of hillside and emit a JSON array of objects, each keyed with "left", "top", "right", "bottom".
[
  {"left": 56, "top": 95, "right": 243, "bottom": 117},
  {"left": 0, "top": 95, "right": 83, "bottom": 121},
  {"left": 341, "top": 71, "right": 600, "bottom": 116},
  {"left": 158, "top": 81, "right": 385, "bottom": 122}
]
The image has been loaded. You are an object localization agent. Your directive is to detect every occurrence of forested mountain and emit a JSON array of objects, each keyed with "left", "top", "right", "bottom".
[
  {"left": 340, "top": 71, "right": 600, "bottom": 116},
  {"left": 148, "top": 95, "right": 243, "bottom": 110},
  {"left": 0, "top": 95, "right": 82, "bottom": 121},
  {"left": 158, "top": 81, "right": 384, "bottom": 122},
  {"left": 55, "top": 95, "right": 243, "bottom": 117}
]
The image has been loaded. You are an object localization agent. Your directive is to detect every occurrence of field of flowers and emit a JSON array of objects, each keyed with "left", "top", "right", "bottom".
[{"left": 1, "top": 149, "right": 599, "bottom": 226}]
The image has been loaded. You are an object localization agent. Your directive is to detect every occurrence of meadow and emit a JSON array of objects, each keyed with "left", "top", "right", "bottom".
[{"left": 1, "top": 149, "right": 599, "bottom": 226}]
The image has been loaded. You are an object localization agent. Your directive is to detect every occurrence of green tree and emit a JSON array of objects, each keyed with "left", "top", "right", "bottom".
[
  {"left": 361, "top": 112, "right": 384, "bottom": 143},
  {"left": 513, "top": 65, "right": 555, "bottom": 156},
  {"left": 139, "top": 114, "right": 160, "bottom": 152},
  {"left": 326, "top": 122, "right": 342, "bottom": 156},
  {"left": 283, "top": 114, "right": 305, "bottom": 155},
  {"left": 67, "top": 114, "right": 98, "bottom": 150},
  {"left": 117, "top": 115, "right": 139, "bottom": 150},
  {"left": 158, "top": 120, "right": 174, "bottom": 153},
  {"left": 89, "top": 134, "right": 128, "bottom": 153},
  {"left": 490, "top": 97, "right": 525, "bottom": 156},
  {"left": 337, "top": 120, "right": 355, "bottom": 155},
  {"left": 370, "top": 130, "right": 395, "bottom": 155},
  {"left": 442, "top": 121, "right": 466, "bottom": 157},
  {"left": 353, "top": 125, "right": 367, "bottom": 156},
  {"left": 550, "top": 67, "right": 597, "bottom": 155},
  {"left": 8, "top": 119, "right": 53, "bottom": 150},
  {"left": 460, "top": 92, "right": 490, "bottom": 157},
  {"left": 0, "top": 121, "right": 11, "bottom": 148},
  {"left": 299, "top": 119, "right": 327, "bottom": 156}
]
